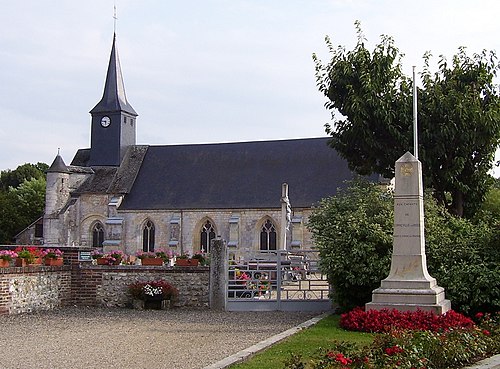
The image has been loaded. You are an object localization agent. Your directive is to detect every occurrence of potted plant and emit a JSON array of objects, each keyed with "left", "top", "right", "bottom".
[
  {"left": 92, "top": 249, "right": 125, "bottom": 265},
  {"left": 0, "top": 250, "right": 17, "bottom": 267},
  {"left": 108, "top": 250, "right": 125, "bottom": 265},
  {"left": 136, "top": 251, "right": 163, "bottom": 266},
  {"left": 96, "top": 250, "right": 125, "bottom": 265},
  {"left": 191, "top": 251, "right": 208, "bottom": 266},
  {"left": 40, "top": 248, "right": 64, "bottom": 266},
  {"left": 155, "top": 248, "right": 173, "bottom": 264},
  {"left": 175, "top": 252, "right": 199, "bottom": 266},
  {"left": 91, "top": 249, "right": 107, "bottom": 264},
  {"left": 127, "top": 279, "right": 178, "bottom": 309},
  {"left": 14, "top": 247, "right": 40, "bottom": 266}
]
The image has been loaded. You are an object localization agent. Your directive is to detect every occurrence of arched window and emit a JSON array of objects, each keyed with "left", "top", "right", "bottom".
[
  {"left": 260, "top": 219, "right": 277, "bottom": 251},
  {"left": 200, "top": 220, "right": 216, "bottom": 253},
  {"left": 92, "top": 222, "right": 105, "bottom": 247},
  {"left": 142, "top": 220, "right": 155, "bottom": 252}
]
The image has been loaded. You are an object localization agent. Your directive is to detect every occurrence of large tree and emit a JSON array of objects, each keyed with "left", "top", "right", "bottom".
[
  {"left": 0, "top": 163, "right": 47, "bottom": 243},
  {"left": 313, "top": 22, "right": 500, "bottom": 217}
]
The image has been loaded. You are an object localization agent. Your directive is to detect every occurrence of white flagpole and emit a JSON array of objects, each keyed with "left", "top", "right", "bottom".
[{"left": 413, "top": 66, "right": 418, "bottom": 159}]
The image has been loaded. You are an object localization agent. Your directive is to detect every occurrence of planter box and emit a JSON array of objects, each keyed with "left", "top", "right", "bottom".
[
  {"left": 0, "top": 259, "right": 10, "bottom": 268},
  {"left": 133, "top": 299, "right": 171, "bottom": 310},
  {"left": 15, "top": 258, "right": 29, "bottom": 267},
  {"left": 175, "top": 259, "right": 199, "bottom": 267},
  {"left": 44, "top": 258, "right": 63, "bottom": 266},
  {"left": 140, "top": 258, "right": 164, "bottom": 266}
]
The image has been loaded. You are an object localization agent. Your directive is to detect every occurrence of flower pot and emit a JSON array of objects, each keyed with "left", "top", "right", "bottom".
[
  {"left": 96, "top": 258, "right": 108, "bottom": 265},
  {"left": 175, "top": 258, "right": 199, "bottom": 267},
  {"left": 0, "top": 259, "right": 10, "bottom": 268},
  {"left": 15, "top": 258, "right": 30, "bottom": 267},
  {"left": 44, "top": 258, "right": 63, "bottom": 266},
  {"left": 31, "top": 257, "right": 43, "bottom": 266},
  {"left": 141, "top": 258, "right": 163, "bottom": 266}
]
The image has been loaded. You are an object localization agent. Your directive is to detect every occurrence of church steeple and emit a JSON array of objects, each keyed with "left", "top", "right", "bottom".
[
  {"left": 90, "top": 33, "right": 137, "bottom": 116},
  {"left": 88, "top": 33, "right": 138, "bottom": 167}
]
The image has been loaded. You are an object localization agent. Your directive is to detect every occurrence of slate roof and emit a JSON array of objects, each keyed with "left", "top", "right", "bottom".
[
  {"left": 117, "top": 137, "right": 361, "bottom": 210},
  {"left": 47, "top": 155, "right": 70, "bottom": 173},
  {"left": 73, "top": 167, "right": 118, "bottom": 194},
  {"left": 70, "top": 146, "right": 147, "bottom": 195}
]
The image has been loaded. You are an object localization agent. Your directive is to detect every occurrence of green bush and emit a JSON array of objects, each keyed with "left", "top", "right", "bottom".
[
  {"left": 308, "top": 179, "right": 500, "bottom": 314},
  {"left": 425, "top": 197, "right": 500, "bottom": 315},
  {"left": 308, "top": 179, "right": 393, "bottom": 311}
]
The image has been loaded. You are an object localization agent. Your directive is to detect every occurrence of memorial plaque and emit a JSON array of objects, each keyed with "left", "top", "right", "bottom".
[{"left": 78, "top": 251, "right": 93, "bottom": 261}]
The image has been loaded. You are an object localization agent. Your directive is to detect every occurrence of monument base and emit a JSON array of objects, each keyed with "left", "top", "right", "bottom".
[{"left": 366, "top": 279, "right": 451, "bottom": 314}]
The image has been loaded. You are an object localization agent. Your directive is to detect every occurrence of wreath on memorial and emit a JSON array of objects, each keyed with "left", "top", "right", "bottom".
[{"left": 127, "top": 280, "right": 178, "bottom": 301}]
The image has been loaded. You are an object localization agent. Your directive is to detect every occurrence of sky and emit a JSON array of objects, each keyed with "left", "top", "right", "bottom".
[{"left": 1, "top": 0, "right": 499, "bottom": 176}]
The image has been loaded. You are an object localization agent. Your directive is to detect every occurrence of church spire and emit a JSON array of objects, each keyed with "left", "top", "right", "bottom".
[{"left": 90, "top": 33, "right": 137, "bottom": 116}]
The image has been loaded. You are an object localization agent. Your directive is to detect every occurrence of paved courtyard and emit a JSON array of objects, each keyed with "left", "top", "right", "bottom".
[{"left": 0, "top": 307, "right": 317, "bottom": 369}]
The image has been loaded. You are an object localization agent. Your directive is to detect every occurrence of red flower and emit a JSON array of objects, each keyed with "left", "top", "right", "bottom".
[
  {"left": 334, "top": 353, "right": 352, "bottom": 365},
  {"left": 482, "top": 329, "right": 490, "bottom": 336},
  {"left": 340, "top": 307, "right": 475, "bottom": 333},
  {"left": 385, "top": 346, "right": 404, "bottom": 356}
]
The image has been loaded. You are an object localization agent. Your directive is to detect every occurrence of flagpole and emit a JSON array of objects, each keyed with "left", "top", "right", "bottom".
[{"left": 413, "top": 66, "right": 418, "bottom": 159}]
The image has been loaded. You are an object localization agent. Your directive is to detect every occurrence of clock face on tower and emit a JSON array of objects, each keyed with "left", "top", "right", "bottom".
[{"left": 100, "top": 116, "right": 111, "bottom": 127}]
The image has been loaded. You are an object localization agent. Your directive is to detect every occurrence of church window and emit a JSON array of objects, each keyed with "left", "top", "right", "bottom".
[
  {"left": 260, "top": 219, "right": 277, "bottom": 251},
  {"left": 200, "top": 220, "right": 216, "bottom": 253},
  {"left": 143, "top": 220, "right": 155, "bottom": 252},
  {"left": 92, "top": 222, "right": 105, "bottom": 247}
]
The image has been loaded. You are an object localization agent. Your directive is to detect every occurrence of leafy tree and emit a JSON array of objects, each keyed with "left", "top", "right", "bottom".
[
  {"left": 419, "top": 49, "right": 500, "bottom": 217},
  {"left": 0, "top": 162, "right": 48, "bottom": 191},
  {"left": 8, "top": 177, "right": 46, "bottom": 225},
  {"left": 313, "top": 22, "right": 500, "bottom": 217},
  {"left": 0, "top": 163, "right": 47, "bottom": 243}
]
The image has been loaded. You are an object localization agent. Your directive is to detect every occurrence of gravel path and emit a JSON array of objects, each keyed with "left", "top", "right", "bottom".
[{"left": 0, "top": 307, "right": 317, "bottom": 369}]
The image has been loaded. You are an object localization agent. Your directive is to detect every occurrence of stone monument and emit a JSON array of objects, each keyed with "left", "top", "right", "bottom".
[{"left": 366, "top": 152, "right": 451, "bottom": 314}]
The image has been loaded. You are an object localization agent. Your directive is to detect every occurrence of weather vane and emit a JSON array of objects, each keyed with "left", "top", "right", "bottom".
[{"left": 113, "top": 2, "right": 117, "bottom": 33}]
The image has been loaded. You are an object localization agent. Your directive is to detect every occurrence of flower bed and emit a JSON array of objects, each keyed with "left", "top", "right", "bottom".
[
  {"left": 284, "top": 309, "right": 499, "bottom": 369},
  {"left": 340, "top": 307, "right": 475, "bottom": 333}
]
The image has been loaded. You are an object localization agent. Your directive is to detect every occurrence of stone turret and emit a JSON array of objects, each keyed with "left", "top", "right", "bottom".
[{"left": 43, "top": 154, "right": 71, "bottom": 245}]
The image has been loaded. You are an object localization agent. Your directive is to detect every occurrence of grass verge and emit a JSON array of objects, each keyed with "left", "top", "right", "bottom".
[{"left": 228, "top": 314, "right": 374, "bottom": 369}]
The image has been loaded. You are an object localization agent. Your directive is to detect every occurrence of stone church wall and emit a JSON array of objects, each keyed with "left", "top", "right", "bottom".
[
  {"left": 119, "top": 207, "right": 316, "bottom": 257},
  {"left": 50, "top": 188, "right": 317, "bottom": 256}
]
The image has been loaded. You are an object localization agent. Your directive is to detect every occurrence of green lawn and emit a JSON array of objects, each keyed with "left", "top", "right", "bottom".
[{"left": 229, "top": 314, "right": 374, "bottom": 369}]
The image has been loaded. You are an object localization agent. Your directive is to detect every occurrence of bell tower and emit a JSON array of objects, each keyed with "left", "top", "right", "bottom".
[{"left": 88, "top": 33, "right": 138, "bottom": 166}]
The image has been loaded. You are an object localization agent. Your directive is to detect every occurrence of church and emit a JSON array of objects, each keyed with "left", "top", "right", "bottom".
[{"left": 42, "top": 33, "right": 361, "bottom": 259}]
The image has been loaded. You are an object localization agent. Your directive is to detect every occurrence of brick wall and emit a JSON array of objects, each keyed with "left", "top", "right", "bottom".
[{"left": 0, "top": 266, "right": 72, "bottom": 315}]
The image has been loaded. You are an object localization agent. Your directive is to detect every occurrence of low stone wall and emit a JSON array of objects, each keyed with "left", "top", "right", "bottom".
[
  {"left": 0, "top": 266, "right": 72, "bottom": 315},
  {"left": 0, "top": 264, "right": 210, "bottom": 315},
  {"left": 79, "top": 265, "right": 209, "bottom": 308}
]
